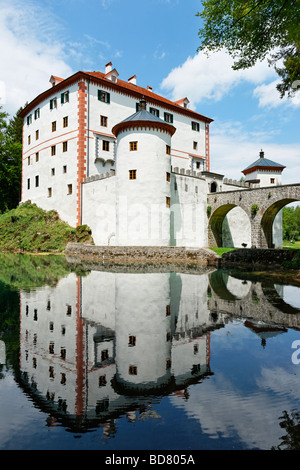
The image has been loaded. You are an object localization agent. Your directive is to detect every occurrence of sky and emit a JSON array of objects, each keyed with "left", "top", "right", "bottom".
[{"left": 0, "top": 0, "right": 299, "bottom": 184}]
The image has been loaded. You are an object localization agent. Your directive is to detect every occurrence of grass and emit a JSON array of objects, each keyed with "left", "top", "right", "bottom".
[
  {"left": 209, "top": 247, "right": 236, "bottom": 256},
  {"left": 0, "top": 201, "right": 93, "bottom": 253},
  {"left": 283, "top": 240, "right": 300, "bottom": 249}
]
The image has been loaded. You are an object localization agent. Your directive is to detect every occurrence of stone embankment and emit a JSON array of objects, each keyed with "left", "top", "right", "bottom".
[
  {"left": 221, "top": 248, "right": 298, "bottom": 269},
  {"left": 65, "top": 243, "right": 220, "bottom": 266}
]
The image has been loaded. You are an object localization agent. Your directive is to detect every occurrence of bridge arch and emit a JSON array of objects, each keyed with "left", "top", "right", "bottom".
[
  {"left": 261, "top": 198, "right": 298, "bottom": 248},
  {"left": 207, "top": 184, "right": 300, "bottom": 248},
  {"left": 208, "top": 204, "right": 251, "bottom": 247}
]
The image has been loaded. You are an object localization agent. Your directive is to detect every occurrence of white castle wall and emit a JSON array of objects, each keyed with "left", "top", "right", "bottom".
[
  {"left": 82, "top": 172, "right": 116, "bottom": 246},
  {"left": 171, "top": 169, "right": 208, "bottom": 247},
  {"left": 22, "top": 82, "right": 79, "bottom": 227}
]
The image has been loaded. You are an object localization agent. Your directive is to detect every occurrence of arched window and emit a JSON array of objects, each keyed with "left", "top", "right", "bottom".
[{"left": 211, "top": 181, "right": 217, "bottom": 193}]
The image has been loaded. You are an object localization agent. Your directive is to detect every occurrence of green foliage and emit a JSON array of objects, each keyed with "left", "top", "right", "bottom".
[
  {"left": 0, "top": 202, "right": 93, "bottom": 253},
  {"left": 282, "top": 205, "right": 300, "bottom": 241},
  {"left": 197, "top": 0, "right": 300, "bottom": 98},
  {"left": 251, "top": 203, "right": 259, "bottom": 214},
  {"left": 0, "top": 104, "right": 24, "bottom": 213}
]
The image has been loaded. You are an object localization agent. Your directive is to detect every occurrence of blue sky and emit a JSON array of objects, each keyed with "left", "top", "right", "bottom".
[{"left": 0, "top": 0, "right": 299, "bottom": 184}]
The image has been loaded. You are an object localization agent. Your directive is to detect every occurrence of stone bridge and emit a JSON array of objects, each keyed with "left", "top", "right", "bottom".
[{"left": 207, "top": 183, "right": 300, "bottom": 248}]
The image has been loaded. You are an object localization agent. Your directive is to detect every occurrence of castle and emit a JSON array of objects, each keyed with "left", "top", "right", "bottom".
[{"left": 19, "top": 62, "right": 285, "bottom": 247}]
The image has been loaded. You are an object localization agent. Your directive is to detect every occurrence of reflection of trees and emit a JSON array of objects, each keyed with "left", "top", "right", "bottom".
[{"left": 272, "top": 410, "right": 300, "bottom": 450}]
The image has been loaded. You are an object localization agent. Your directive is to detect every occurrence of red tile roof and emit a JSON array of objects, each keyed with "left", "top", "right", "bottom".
[{"left": 19, "top": 70, "right": 213, "bottom": 124}]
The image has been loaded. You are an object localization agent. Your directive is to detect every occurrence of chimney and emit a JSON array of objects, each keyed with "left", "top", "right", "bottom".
[
  {"left": 105, "top": 62, "right": 112, "bottom": 74},
  {"left": 147, "top": 85, "right": 152, "bottom": 91},
  {"left": 128, "top": 75, "right": 136, "bottom": 85},
  {"left": 259, "top": 149, "right": 264, "bottom": 159}
]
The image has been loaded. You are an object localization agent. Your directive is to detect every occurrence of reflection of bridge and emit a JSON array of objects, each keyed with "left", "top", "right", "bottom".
[
  {"left": 208, "top": 270, "right": 300, "bottom": 329},
  {"left": 207, "top": 184, "right": 300, "bottom": 248}
]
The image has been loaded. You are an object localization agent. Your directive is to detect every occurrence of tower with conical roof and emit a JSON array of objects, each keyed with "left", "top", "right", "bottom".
[
  {"left": 112, "top": 100, "right": 176, "bottom": 246},
  {"left": 242, "top": 150, "right": 285, "bottom": 187}
]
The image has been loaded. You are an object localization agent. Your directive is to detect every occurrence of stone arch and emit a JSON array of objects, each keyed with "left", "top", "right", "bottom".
[
  {"left": 261, "top": 197, "right": 299, "bottom": 248},
  {"left": 208, "top": 203, "right": 251, "bottom": 247}
]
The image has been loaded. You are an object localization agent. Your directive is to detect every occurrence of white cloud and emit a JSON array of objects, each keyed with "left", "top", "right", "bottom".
[
  {"left": 210, "top": 120, "right": 300, "bottom": 185},
  {"left": 0, "top": 0, "right": 73, "bottom": 115},
  {"left": 160, "top": 49, "right": 300, "bottom": 109},
  {"left": 254, "top": 79, "right": 300, "bottom": 108}
]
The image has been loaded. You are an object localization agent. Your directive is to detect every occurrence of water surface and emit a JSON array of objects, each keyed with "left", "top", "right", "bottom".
[{"left": 0, "top": 253, "right": 299, "bottom": 451}]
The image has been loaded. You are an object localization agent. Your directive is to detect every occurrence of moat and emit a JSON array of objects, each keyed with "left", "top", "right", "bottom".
[{"left": 0, "top": 253, "right": 299, "bottom": 451}]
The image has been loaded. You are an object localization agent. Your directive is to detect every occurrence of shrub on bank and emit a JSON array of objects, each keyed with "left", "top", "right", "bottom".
[{"left": 0, "top": 201, "right": 93, "bottom": 252}]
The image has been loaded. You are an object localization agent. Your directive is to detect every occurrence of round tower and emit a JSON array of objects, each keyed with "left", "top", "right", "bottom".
[{"left": 112, "top": 100, "right": 176, "bottom": 246}]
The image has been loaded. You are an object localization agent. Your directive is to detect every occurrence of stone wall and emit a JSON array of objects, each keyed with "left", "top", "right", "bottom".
[
  {"left": 65, "top": 243, "right": 220, "bottom": 266},
  {"left": 221, "top": 248, "right": 298, "bottom": 268}
]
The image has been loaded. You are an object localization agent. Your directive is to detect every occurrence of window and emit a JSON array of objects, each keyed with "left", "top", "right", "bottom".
[
  {"left": 166, "top": 196, "right": 170, "bottom": 207},
  {"left": 67, "top": 184, "right": 72, "bottom": 195},
  {"left": 28, "top": 135, "right": 31, "bottom": 145},
  {"left": 51, "top": 168, "right": 55, "bottom": 176},
  {"left": 36, "top": 130, "right": 39, "bottom": 140},
  {"left": 62, "top": 141, "right": 68, "bottom": 152},
  {"left": 196, "top": 161, "right": 201, "bottom": 169},
  {"left": 60, "top": 373, "right": 66, "bottom": 385},
  {"left": 166, "top": 305, "right": 171, "bottom": 316},
  {"left": 63, "top": 116, "right": 68, "bottom": 128},
  {"left": 129, "top": 365, "right": 137, "bottom": 375},
  {"left": 28, "top": 156, "right": 30, "bottom": 166},
  {"left": 48, "top": 187, "right": 52, "bottom": 197},
  {"left": 129, "top": 170, "right": 137, "bottom": 180},
  {"left": 50, "top": 98, "right": 57, "bottom": 110},
  {"left": 36, "top": 152, "right": 39, "bottom": 162},
  {"left": 27, "top": 178, "right": 30, "bottom": 190},
  {"left": 166, "top": 359, "right": 171, "bottom": 369},
  {"left": 35, "top": 175, "right": 39, "bottom": 187},
  {"left": 100, "top": 115, "right": 108, "bottom": 127},
  {"left": 51, "top": 145, "right": 56, "bottom": 156},
  {"left": 192, "top": 121, "right": 200, "bottom": 131},
  {"left": 102, "top": 140, "right": 110, "bottom": 151},
  {"left": 60, "top": 348, "right": 66, "bottom": 359},
  {"left": 128, "top": 335, "right": 136, "bottom": 347},
  {"left": 67, "top": 305, "right": 72, "bottom": 315},
  {"left": 193, "top": 141, "right": 198, "bottom": 150},
  {"left": 27, "top": 115, "right": 32, "bottom": 125},
  {"left": 129, "top": 141, "right": 138, "bottom": 151},
  {"left": 63, "top": 165, "right": 67, "bottom": 173},
  {"left": 164, "top": 112, "right": 173, "bottom": 123},
  {"left": 49, "top": 342, "right": 54, "bottom": 354},
  {"left": 52, "top": 121, "right": 56, "bottom": 132},
  {"left": 166, "top": 145, "right": 171, "bottom": 155},
  {"left": 150, "top": 107, "right": 159, "bottom": 117},
  {"left": 99, "top": 375, "right": 107, "bottom": 387},
  {"left": 101, "top": 349, "right": 109, "bottom": 361},
  {"left": 136, "top": 102, "right": 145, "bottom": 112},
  {"left": 61, "top": 91, "right": 69, "bottom": 104},
  {"left": 270, "top": 178, "right": 275, "bottom": 184},
  {"left": 166, "top": 172, "right": 170, "bottom": 182},
  {"left": 98, "top": 90, "right": 110, "bottom": 103},
  {"left": 34, "top": 108, "right": 40, "bottom": 120},
  {"left": 166, "top": 332, "right": 171, "bottom": 341}
]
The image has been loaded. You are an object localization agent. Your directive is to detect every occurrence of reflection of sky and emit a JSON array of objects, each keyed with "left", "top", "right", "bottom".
[
  {"left": 282, "top": 286, "right": 300, "bottom": 309},
  {"left": 170, "top": 322, "right": 300, "bottom": 450}
]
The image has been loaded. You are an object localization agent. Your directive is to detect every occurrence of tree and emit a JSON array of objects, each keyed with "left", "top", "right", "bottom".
[
  {"left": 196, "top": 0, "right": 300, "bottom": 98},
  {"left": 0, "top": 105, "right": 23, "bottom": 213},
  {"left": 282, "top": 205, "right": 300, "bottom": 240}
]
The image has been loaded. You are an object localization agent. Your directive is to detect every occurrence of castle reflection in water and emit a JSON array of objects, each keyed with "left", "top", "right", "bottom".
[{"left": 18, "top": 263, "right": 300, "bottom": 434}]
